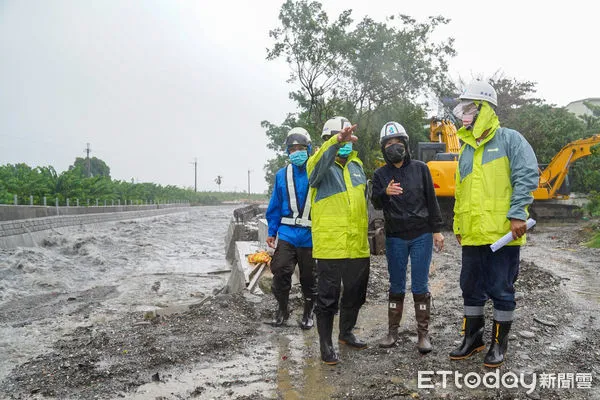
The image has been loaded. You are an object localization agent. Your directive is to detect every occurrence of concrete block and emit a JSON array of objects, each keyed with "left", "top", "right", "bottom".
[{"left": 258, "top": 218, "right": 268, "bottom": 244}]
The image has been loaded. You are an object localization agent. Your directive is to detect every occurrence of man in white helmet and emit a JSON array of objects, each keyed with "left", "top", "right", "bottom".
[
  {"left": 265, "top": 127, "right": 317, "bottom": 330},
  {"left": 371, "top": 121, "right": 444, "bottom": 354},
  {"left": 307, "top": 116, "right": 370, "bottom": 365},
  {"left": 449, "top": 80, "right": 539, "bottom": 368}
]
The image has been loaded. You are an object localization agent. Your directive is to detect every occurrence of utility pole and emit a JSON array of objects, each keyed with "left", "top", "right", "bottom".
[
  {"left": 190, "top": 158, "right": 197, "bottom": 192},
  {"left": 247, "top": 169, "right": 251, "bottom": 195},
  {"left": 85, "top": 143, "right": 92, "bottom": 177}
]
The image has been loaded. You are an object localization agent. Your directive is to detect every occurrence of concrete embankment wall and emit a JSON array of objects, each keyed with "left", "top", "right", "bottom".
[
  {"left": 0, "top": 204, "right": 183, "bottom": 222},
  {"left": 223, "top": 205, "right": 266, "bottom": 294},
  {"left": 0, "top": 204, "right": 190, "bottom": 249}
]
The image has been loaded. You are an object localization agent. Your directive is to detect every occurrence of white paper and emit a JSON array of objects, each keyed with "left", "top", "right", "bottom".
[{"left": 490, "top": 218, "right": 536, "bottom": 252}]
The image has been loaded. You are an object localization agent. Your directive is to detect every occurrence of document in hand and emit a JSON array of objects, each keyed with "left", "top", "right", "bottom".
[{"left": 490, "top": 218, "right": 536, "bottom": 252}]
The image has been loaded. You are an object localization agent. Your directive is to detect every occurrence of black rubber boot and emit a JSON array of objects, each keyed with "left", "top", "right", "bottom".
[
  {"left": 449, "top": 315, "right": 485, "bottom": 360},
  {"left": 338, "top": 308, "right": 368, "bottom": 349},
  {"left": 413, "top": 293, "right": 433, "bottom": 354},
  {"left": 300, "top": 296, "right": 315, "bottom": 330},
  {"left": 317, "top": 313, "right": 339, "bottom": 365},
  {"left": 271, "top": 295, "right": 289, "bottom": 327},
  {"left": 378, "top": 293, "right": 405, "bottom": 348},
  {"left": 484, "top": 320, "right": 512, "bottom": 368}
]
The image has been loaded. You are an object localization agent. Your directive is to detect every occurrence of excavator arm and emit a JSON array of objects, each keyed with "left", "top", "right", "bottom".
[
  {"left": 533, "top": 134, "right": 600, "bottom": 200},
  {"left": 429, "top": 119, "right": 461, "bottom": 153}
]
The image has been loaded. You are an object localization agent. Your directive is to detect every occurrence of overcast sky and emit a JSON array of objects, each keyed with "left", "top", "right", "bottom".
[{"left": 1, "top": 1, "right": 598, "bottom": 193}]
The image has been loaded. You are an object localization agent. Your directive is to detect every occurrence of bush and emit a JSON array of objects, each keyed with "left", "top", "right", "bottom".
[
  {"left": 585, "top": 232, "right": 600, "bottom": 248},
  {"left": 585, "top": 191, "right": 600, "bottom": 217}
]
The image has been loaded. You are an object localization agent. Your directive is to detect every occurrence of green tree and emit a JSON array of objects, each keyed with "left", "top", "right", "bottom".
[
  {"left": 264, "top": 0, "right": 455, "bottom": 182},
  {"left": 571, "top": 102, "right": 600, "bottom": 192},
  {"left": 503, "top": 103, "right": 600, "bottom": 193},
  {"left": 70, "top": 157, "right": 111, "bottom": 178},
  {"left": 489, "top": 74, "right": 542, "bottom": 122}
]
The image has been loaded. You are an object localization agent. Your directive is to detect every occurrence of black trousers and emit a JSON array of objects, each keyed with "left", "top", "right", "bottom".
[
  {"left": 315, "top": 258, "right": 370, "bottom": 316},
  {"left": 270, "top": 239, "right": 317, "bottom": 300}
]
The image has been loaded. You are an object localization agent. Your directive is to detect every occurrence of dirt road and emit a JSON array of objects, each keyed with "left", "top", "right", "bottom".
[{"left": 0, "top": 213, "right": 598, "bottom": 399}]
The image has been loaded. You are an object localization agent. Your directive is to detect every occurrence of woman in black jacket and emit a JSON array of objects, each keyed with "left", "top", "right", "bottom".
[{"left": 371, "top": 121, "right": 445, "bottom": 354}]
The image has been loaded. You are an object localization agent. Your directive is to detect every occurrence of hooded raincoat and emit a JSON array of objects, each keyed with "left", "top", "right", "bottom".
[
  {"left": 307, "top": 134, "right": 370, "bottom": 259},
  {"left": 453, "top": 103, "right": 539, "bottom": 246}
]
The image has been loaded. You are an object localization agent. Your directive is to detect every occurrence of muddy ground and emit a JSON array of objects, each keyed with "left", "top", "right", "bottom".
[{"left": 1, "top": 219, "right": 599, "bottom": 399}]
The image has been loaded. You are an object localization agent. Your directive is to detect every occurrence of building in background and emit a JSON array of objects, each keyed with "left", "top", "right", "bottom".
[{"left": 565, "top": 98, "right": 600, "bottom": 117}]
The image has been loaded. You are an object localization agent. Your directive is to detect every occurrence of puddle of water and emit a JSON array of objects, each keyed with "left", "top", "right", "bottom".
[
  {"left": 541, "top": 248, "right": 600, "bottom": 303},
  {"left": 273, "top": 331, "right": 336, "bottom": 400},
  {"left": 123, "top": 319, "right": 341, "bottom": 399},
  {"left": 124, "top": 350, "right": 278, "bottom": 399}
]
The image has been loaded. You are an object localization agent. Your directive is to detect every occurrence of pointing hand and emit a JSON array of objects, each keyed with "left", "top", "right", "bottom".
[{"left": 336, "top": 124, "right": 358, "bottom": 143}]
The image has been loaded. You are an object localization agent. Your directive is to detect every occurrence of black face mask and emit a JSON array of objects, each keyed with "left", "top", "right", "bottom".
[{"left": 385, "top": 143, "right": 406, "bottom": 163}]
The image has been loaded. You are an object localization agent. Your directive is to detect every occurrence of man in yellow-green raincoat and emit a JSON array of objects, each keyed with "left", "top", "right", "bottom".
[
  {"left": 449, "top": 80, "right": 539, "bottom": 368},
  {"left": 307, "top": 116, "right": 370, "bottom": 365}
]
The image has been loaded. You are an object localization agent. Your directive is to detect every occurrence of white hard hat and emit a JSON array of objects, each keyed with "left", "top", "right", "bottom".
[
  {"left": 321, "top": 116, "right": 351, "bottom": 140},
  {"left": 380, "top": 121, "right": 409, "bottom": 145},
  {"left": 459, "top": 80, "right": 498, "bottom": 107},
  {"left": 285, "top": 127, "right": 311, "bottom": 147}
]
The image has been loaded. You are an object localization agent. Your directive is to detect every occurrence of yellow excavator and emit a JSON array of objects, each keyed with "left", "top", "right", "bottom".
[
  {"left": 533, "top": 134, "right": 600, "bottom": 200},
  {"left": 422, "top": 120, "right": 600, "bottom": 222}
]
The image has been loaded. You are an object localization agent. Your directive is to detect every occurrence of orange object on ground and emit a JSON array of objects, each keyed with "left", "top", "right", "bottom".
[{"left": 247, "top": 251, "right": 271, "bottom": 265}]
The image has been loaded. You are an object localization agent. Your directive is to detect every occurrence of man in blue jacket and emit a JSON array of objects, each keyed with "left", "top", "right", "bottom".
[{"left": 266, "top": 127, "right": 317, "bottom": 329}]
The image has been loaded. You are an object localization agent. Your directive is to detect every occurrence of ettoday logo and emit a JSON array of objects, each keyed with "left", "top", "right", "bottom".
[
  {"left": 418, "top": 370, "right": 537, "bottom": 394},
  {"left": 418, "top": 370, "right": 594, "bottom": 394}
]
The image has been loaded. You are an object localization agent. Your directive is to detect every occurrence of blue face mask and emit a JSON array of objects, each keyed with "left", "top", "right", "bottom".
[
  {"left": 289, "top": 150, "right": 308, "bottom": 166},
  {"left": 337, "top": 142, "right": 353, "bottom": 158}
]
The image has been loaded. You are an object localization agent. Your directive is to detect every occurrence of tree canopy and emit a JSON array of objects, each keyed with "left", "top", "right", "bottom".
[
  {"left": 0, "top": 160, "right": 266, "bottom": 206},
  {"left": 70, "top": 157, "right": 111, "bottom": 178},
  {"left": 263, "top": 0, "right": 456, "bottom": 189}
]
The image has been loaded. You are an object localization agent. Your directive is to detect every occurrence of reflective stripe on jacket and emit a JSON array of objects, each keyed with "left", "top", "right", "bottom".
[
  {"left": 266, "top": 163, "right": 312, "bottom": 248},
  {"left": 453, "top": 127, "right": 539, "bottom": 246},
  {"left": 280, "top": 165, "right": 312, "bottom": 227},
  {"left": 307, "top": 135, "right": 370, "bottom": 259}
]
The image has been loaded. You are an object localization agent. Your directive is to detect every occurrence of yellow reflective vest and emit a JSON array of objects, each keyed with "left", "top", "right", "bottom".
[{"left": 307, "top": 135, "right": 370, "bottom": 259}]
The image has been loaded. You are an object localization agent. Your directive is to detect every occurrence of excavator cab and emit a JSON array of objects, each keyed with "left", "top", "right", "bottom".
[{"left": 417, "top": 142, "right": 446, "bottom": 163}]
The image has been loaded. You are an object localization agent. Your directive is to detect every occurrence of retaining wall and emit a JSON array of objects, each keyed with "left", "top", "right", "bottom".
[
  {"left": 0, "top": 204, "right": 186, "bottom": 222},
  {"left": 0, "top": 205, "right": 190, "bottom": 249}
]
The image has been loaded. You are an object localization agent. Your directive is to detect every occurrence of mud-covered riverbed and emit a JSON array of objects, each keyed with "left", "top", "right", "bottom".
[{"left": 0, "top": 208, "right": 599, "bottom": 399}]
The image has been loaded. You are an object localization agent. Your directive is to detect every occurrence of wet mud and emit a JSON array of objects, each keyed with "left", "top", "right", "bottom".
[{"left": 0, "top": 208, "right": 598, "bottom": 399}]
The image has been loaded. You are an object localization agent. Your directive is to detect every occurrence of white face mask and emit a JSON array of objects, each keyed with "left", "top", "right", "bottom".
[{"left": 453, "top": 101, "right": 478, "bottom": 128}]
